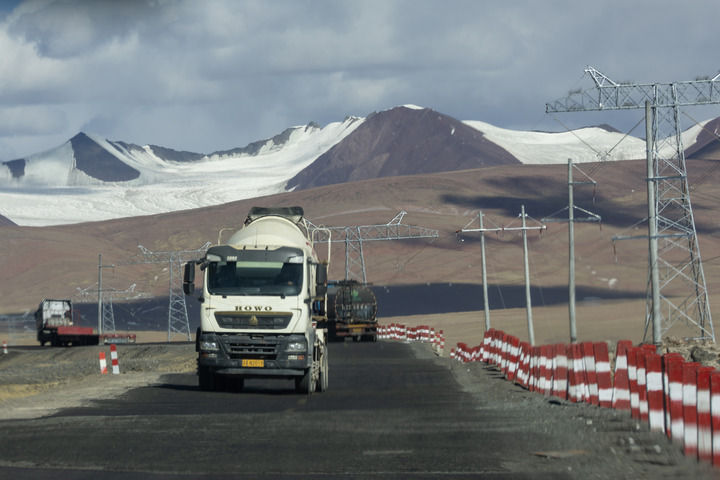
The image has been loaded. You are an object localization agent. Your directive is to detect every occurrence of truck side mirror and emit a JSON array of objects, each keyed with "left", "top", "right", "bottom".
[
  {"left": 183, "top": 261, "right": 195, "bottom": 295},
  {"left": 316, "top": 263, "right": 328, "bottom": 296}
]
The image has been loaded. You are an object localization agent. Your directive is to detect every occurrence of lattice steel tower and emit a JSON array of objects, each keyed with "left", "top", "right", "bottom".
[
  {"left": 547, "top": 66, "right": 719, "bottom": 342},
  {"left": 138, "top": 243, "right": 211, "bottom": 341},
  {"left": 311, "top": 211, "right": 439, "bottom": 283}
]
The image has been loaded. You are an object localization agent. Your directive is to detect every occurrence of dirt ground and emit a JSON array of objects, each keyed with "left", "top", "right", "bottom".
[{"left": 0, "top": 336, "right": 196, "bottom": 420}]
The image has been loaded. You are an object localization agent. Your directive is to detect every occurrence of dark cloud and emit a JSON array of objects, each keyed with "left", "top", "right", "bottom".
[{"left": 1, "top": 0, "right": 720, "bottom": 160}]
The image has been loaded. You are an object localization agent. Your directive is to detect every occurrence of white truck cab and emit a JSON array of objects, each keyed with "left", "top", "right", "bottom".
[{"left": 183, "top": 206, "right": 329, "bottom": 393}]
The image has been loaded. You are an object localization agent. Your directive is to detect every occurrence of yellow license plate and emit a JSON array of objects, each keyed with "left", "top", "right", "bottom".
[{"left": 242, "top": 359, "right": 264, "bottom": 368}]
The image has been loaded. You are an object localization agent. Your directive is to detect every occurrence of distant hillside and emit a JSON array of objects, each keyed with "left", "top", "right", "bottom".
[{"left": 286, "top": 106, "right": 520, "bottom": 190}]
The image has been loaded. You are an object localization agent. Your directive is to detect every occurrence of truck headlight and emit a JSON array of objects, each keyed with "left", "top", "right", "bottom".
[
  {"left": 286, "top": 341, "right": 307, "bottom": 352},
  {"left": 200, "top": 340, "right": 219, "bottom": 351}
]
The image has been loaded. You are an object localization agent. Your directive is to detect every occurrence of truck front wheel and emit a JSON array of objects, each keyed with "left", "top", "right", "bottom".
[
  {"left": 295, "top": 368, "right": 315, "bottom": 394},
  {"left": 198, "top": 367, "right": 217, "bottom": 391}
]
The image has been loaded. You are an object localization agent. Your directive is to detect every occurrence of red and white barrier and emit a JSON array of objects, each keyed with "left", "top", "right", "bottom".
[
  {"left": 594, "top": 342, "right": 612, "bottom": 407},
  {"left": 666, "top": 355, "right": 686, "bottom": 443},
  {"left": 645, "top": 352, "right": 664, "bottom": 433},
  {"left": 568, "top": 343, "right": 587, "bottom": 403},
  {"left": 99, "top": 351, "right": 108, "bottom": 374},
  {"left": 628, "top": 347, "right": 641, "bottom": 419},
  {"left": 582, "top": 342, "right": 598, "bottom": 406},
  {"left": 376, "top": 323, "right": 720, "bottom": 468},
  {"left": 552, "top": 344, "right": 568, "bottom": 400},
  {"left": 521, "top": 342, "right": 532, "bottom": 389},
  {"left": 612, "top": 340, "right": 633, "bottom": 410},
  {"left": 710, "top": 371, "right": 720, "bottom": 466},
  {"left": 664, "top": 353, "right": 684, "bottom": 439},
  {"left": 506, "top": 336, "right": 520, "bottom": 381},
  {"left": 110, "top": 344, "right": 120, "bottom": 375},
  {"left": 683, "top": 362, "right": 700, "bottom": 458},
  {"left": 697, "top": 366, "right": 714, "bottom": 462},
  {"left": 636, "top": 348, "right": 649, "bottom": 422}
]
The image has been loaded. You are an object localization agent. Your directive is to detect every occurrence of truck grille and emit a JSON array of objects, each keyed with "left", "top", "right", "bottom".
[
  {"left": 222, "top": 336, "right": 279, "bottom": 359},
  {"left": 215, "top": 312, "right": 292, "bottom": 330}
]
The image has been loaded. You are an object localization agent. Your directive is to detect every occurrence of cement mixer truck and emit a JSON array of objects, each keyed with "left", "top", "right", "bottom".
[{"left": 183, "top": 206, "right": 330, "bottom": 394}]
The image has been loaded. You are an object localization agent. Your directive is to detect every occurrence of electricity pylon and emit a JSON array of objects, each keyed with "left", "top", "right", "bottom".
[
  {"left": 310, "top": 211, "right": 439, "bottom": 283},
  {"left": 547, "top": 66, "right": 718, "bottom": 343},
  {"left": 76, "top": 283, "right": 144, "bottom": 334},
  {"left": 138, "top": 243, "right": 211, "bottom": 341}
]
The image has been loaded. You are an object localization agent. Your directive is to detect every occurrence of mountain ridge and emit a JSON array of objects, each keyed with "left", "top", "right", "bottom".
[{"left": 0, "top": 105, "right": 717, "bottom": 227}]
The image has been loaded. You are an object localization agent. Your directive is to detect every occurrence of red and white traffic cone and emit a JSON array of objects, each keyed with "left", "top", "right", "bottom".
[
  {"left": 2, "top": 340, "right": 7, "bottom": 354},
  {"left": 99, "top": 351, "right": 108, "bottom": 375},
  {"left": 110, "top": 344, "right": 120, "bottom": 375}
]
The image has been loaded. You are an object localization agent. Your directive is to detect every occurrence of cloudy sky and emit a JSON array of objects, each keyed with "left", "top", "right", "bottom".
[{"left": 1, "top": 0, "right": 719, "bottom": 161}]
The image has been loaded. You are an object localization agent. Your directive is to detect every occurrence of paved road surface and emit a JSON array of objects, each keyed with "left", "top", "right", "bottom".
[{"left": 0, "top": 341, "right": 710, "bottom": 479}]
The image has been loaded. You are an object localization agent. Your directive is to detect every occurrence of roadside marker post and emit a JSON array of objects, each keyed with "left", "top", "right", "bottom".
[
  {"left": 110, "top": 344, "right": 120, "bottom": 375},
  {"left": 99, "top": 352, "right": 108, "bottom": 374},
  {"left": 2, "top": 340, "right": 7, "bottom": 354}
]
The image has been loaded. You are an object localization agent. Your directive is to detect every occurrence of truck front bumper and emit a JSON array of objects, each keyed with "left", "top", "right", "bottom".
[{"left": 197, "top": 332, "right": 310, "bottom": 376}]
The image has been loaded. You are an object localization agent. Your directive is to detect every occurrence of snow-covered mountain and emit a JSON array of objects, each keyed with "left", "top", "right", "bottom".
[
  {"left": 0, "top": 117, "right": 363, "bottom": 226},
  {"left": 0, "top": 105, "right": 714, "bottom": 227}
]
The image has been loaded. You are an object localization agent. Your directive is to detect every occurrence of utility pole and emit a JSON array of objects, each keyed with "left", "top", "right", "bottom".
[
  {"left": 542, "top": 159, "right": 600, "bottom": 343},
  {"left": 547, "top": 66, "right": 717, "bottom": 342},
  {"left": 503, "top": 206, "right": 546, "bottom": 346},
  {"left": 645, "top": 101, "right": 662, "bottom": 346},
  {"left": 457, "top": 211, "right": 503, "bottom": 330}
]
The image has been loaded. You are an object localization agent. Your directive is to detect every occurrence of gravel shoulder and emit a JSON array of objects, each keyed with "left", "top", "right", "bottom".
[
  {"left": 417, "top": 344, "right": 717, "bottom": 479},
  {"left": 0, "top": 342, "right": 196, "bottom": 420}
]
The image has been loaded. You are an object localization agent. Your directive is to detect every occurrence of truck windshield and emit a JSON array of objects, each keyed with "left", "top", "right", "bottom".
[{"left": 206, "top": 247, "right": 304, "bottom": 297}]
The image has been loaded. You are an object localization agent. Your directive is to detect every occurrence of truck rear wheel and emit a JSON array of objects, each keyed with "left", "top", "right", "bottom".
[{"left": 198, "top": 367, "right": 217, "bottom": 391}]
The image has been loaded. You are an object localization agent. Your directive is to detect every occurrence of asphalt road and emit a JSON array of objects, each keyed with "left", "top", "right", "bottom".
[{"left": 0, "top": 341, "right": 710, "bottom": 479}]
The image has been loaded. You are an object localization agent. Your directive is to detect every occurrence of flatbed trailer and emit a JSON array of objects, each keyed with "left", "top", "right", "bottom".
[{"left": 35, "top": 299, "right": 100, "bottom": 347}]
